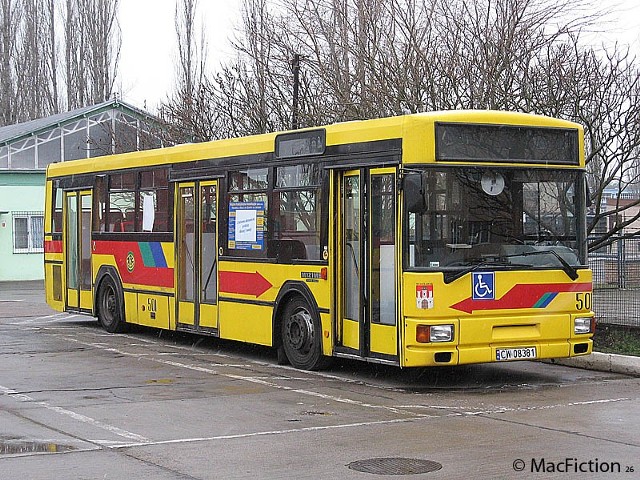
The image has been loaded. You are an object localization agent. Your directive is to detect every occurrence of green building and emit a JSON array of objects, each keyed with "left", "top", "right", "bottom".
[{"left": 0, "top": 100, "right": 160, "bottom": 281}]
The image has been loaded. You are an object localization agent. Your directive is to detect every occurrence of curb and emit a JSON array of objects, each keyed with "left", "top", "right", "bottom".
[{"left": 545, "top": 352, "right": 640, "bottom": 376}]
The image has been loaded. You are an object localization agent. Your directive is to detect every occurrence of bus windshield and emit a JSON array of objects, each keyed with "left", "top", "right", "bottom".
[{"left": 406, "top": 167, "right": 585, "bottom": 277}]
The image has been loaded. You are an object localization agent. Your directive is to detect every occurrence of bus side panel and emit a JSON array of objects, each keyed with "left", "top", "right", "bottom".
[
  {"left": 219, "top": 302, "right": 273, "bottom": 346},
  {"left": 217, "top": 260, "right": 331, "bottom": 351},
  {"left": 93, "top": 241, "right": 174, "bottom": 290},
  {"left": 44, "top": 260, "right": 65, "bottom": 312},
  {"left": 124, "top": 291, "right": 138, "bottom": 324},
  {"left": 44, "top": 180, "right": 65, "bottom": 312},
  {"left": 92, "top": 240, "right": 175, "bottom": 328}
]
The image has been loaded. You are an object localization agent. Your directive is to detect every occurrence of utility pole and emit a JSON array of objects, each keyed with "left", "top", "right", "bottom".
[{"left": 291, "top": 53, "right": 301, "bottom": 130}]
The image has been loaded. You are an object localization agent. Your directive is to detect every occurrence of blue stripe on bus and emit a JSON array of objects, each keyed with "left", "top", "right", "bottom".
[
  {"left": 149, "top": 242, "right": 168, "bottom": 268},
  {"left": 534, "top": 292, "right": 558, "bottom": 308}
]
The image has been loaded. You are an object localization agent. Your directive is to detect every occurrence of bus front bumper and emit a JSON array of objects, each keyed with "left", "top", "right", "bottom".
[{"left": 403, "top": 316, "right": 593, "bottom": 367}]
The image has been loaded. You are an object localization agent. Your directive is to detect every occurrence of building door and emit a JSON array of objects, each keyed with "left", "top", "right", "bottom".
[
  {"left": 65, "top": 190, "right": 93, "bottom": 312},
  {"left": 176, "top": 181, "right": 219, "bottom": 331},
  {"left": 337, "top": 168, "right": 398, "bottom": 361}
]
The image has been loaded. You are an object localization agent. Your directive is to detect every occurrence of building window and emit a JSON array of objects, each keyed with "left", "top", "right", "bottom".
[{"left": 13, "top": 212, "right": 44, "bottom": 253}]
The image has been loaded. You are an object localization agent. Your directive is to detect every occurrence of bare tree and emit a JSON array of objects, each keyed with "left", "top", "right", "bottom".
[
  {"left": 47, "top": 0, "right": 58, "bottom": 112},
  {"left": 64, "top": 0, "right": 120, "bottom": 109},
  {"left": 64, "top": 0, "right": 83, "bottom": 109},
  {"left": 160, "top": 0, "right": 210, "bottom": 142},
  {"left": 83, "top": 0, "right": 120, "bottom": 104},
  {"left": 0, "top": 0, "right": 120, "bottom": 127},
  {"left": 175, "top": 0, "right": 198, "bottom": 97},
  {"left": 159, "top": 0, "right": 640, "bottom": 249},
  {"left": 0, "top": 0, "right": 20, "bottom": 125},
  {"left": 15, "top": 0, "right": 60, "bottom": 120}
]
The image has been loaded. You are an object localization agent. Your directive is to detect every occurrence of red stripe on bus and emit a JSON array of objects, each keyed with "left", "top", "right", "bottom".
[
  {"left": 450, "top": 282, "right": 591, "bottom": 314},
  {"left": 93, "top": 240, "right": 174, "bottom": 288},
  {"left": 44, "top": 240, "right": 63, "bottom": 253}
]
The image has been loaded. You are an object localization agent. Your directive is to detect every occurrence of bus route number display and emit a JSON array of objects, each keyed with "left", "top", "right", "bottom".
[
  {"left": 228, "top": 201, "right": 265, "bottom": 250},
  {"left": 275, "top": 129, "right": 325, "bottom": 158}
]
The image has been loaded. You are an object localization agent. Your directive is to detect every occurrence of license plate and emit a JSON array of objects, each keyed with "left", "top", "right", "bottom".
[{"left": 495, "top": 347, "right": 537, "bottom": 361}]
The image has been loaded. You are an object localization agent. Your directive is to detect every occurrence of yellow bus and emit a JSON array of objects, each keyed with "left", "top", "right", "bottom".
[{"left": 44, "top": 111, "right": 595, "bottom": 370}]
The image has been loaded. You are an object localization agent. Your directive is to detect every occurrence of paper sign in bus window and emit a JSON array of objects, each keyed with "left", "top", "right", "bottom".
[
  {"left": 235, "top": 208, "right": 257, "bottom": 242},
  {"left": 142, "top": 193, "right": 155, "bottom": 231},
  {"left": 228, "top": 201, "right": 265, "bottom": 250}
]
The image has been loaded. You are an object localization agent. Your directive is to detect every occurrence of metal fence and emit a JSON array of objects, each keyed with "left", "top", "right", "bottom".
[{"left": 590, "top": 236, "right": 640, "bottom": 327}]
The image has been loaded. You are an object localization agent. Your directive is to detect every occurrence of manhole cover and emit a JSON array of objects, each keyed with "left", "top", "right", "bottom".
[
  {"left": 347, "top": 457, "right": 443, "bottom": 475},
  {"left": 0, "top": 439, "right": 75, "bottom": 455}
]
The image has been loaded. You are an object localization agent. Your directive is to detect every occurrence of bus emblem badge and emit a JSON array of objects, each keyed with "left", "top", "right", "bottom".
[
  {"left": 472, "top": 272, "right": 494, "bottom": 300},
  {"left": 416, "top": 283, "right": 434, "bottom": 309},
  {"left": 126, "top": 252, "right": 135, "bottom": 273}
]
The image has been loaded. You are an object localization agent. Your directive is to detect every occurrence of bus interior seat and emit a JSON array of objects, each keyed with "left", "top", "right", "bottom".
[
  {"left": 268, "top": 239, "right": 307, "bottom": 262},
  {"left": 110, "top": 211, "right": 125, "bottom": 232}
]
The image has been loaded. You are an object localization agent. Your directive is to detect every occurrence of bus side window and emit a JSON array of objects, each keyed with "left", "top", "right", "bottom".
[
  {"left": 93, "top": 176, "right": 107, "bottom": 232},
  {"left": 139, "top": 168, "right": 170, "bottom": 232},
  {"left": 108, "top": 172, "right": 136, "bottom": 232},
  {"left": 52, "top": 185, "right": 63, "bottom": 233},
  {"left": 272, "top": 164, "right": 322, "bottom": 262}
]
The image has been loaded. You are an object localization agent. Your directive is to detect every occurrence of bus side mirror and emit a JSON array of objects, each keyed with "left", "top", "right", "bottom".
[{"left": 403, "top": 172, "right": 427, "bottom": 213}]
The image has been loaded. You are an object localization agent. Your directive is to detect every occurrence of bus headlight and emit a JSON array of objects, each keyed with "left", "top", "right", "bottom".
[
  {"left": 417, "top": 324, "right": 454, "bottom": 343},
  {"left": 574, "top": 317, "right": 594, "bottom": 334}
]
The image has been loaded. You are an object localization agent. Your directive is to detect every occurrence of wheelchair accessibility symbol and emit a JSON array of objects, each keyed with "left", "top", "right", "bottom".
[{"left": 472, "top": 272, "right": 495, "bottom": 300}]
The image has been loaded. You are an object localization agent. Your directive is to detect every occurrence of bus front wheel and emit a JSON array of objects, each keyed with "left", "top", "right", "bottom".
[
  {"left": 97, "top": 276, "right": 128, "bottom": 333},
  {"left": 281, "top": 297, "right": 326, "bottom": 370}
]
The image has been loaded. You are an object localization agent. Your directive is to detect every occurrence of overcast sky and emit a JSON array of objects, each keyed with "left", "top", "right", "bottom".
[
  {"left": 118, "top": 0, "right": 242, "bottom": 110},
  {"left": 116, "top": 0, "right": 640, "bottom": 112}
]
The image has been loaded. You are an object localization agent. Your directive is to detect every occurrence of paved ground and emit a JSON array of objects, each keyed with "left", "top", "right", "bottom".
[{"left": 1, "top": 282, "right": 639, "bottom": 479}]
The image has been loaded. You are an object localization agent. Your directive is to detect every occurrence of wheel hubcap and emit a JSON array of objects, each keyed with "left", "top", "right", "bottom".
[
  {"left": 104, "top": 287, "right": 116, "bottom": 320},
  {"left": 286, "top": 309, "right": 314, "bottom": 353}
]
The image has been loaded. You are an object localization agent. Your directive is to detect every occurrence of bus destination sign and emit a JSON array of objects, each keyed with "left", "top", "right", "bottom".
[{"left": 275, "top": 129, "right": 326, "bottom": 158}]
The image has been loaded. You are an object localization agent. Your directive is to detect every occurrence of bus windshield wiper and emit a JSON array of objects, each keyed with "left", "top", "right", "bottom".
[
  {"left": 442, "top": 250, "right": 578, "bottom": 284},
  {"left": 443, "top": 258, "right": 518, "bottom": 284},
  {"left": 508, "top": 250, "right": 579, "bottom": 281}
]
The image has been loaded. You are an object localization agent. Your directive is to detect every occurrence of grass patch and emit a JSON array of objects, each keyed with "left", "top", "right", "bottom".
[{"left": 592, "top": 324, "right": 640, "bottom": 356}]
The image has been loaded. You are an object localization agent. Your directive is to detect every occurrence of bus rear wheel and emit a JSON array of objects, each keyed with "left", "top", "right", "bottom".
[
  {"left": 281, "top": 297, "right": 327, "bottom": 370},
  {"left": 97, "top": 276, "right": 128, "bottom": 333}
]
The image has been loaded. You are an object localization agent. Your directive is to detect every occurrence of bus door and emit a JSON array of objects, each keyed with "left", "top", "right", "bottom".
[
  {"left": 65, "top": 190, "right": 93, "bottom": 312},
  {"left": 337, "top": 168, "right": 398, "bottom": 362},
  {"left": 176, "top": 181, "right": 219, "bottom": 332}
]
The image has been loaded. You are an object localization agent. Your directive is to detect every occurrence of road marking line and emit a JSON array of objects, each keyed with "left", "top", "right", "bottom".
[
  {"left": 8, "top": 313, "right": 75, "bottom": 325},
  {"left": 57, "top": 335, "right": 421, "bottom": 417},
  {"left": 395, "top": 397, "right": 634, "bottom": 416},
  {"left": 49, "top": 324, "right": 637, "bottom": 421},
  {"left": 0, "top": 385, "right": 149, "bottom": 443},
  {"left": 1, "top": 446, "right": 103, "bottom": 459},
  {"left": 111, "top": 417, "right": 418, "bottom": 449}
]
